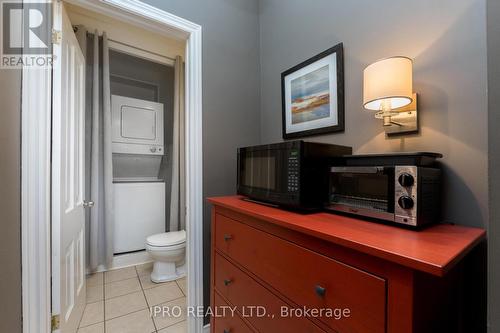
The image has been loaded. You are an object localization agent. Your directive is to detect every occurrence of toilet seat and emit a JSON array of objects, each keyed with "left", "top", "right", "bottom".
[
  {"left": 146, "top": 242, "right": 185, "bottom": 253},
  {"left": 146, "top": 230, "right": 186, "bottom": 247}
]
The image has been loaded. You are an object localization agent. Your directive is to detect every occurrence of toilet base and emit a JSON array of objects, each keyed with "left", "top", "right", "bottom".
[{"left": 151, "top": 261, "right": 186, "bottom": 283}]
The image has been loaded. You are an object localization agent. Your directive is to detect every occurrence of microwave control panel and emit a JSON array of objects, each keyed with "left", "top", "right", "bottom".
[
  {"left": 287, "top": 150, "right": 299, "bottom": 192},
  {"left": 394, "top": 166, "right": 418, "bottom": 226}
]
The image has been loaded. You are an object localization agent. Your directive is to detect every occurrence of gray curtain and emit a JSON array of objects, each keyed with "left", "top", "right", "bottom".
[
  {"left": 77, "top": 27, "right": 114, "bottom": 270},
  {"left": 169, "top": 56, "right": 186, "bottom": 231}
]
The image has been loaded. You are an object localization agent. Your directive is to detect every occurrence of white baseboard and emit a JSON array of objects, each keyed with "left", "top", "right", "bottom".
[
  {"left": 203, "top": 323, "right": 210, "bottom": 333},
  {"left": 87, "top": 250, "right": 153, "bottom": 274}
]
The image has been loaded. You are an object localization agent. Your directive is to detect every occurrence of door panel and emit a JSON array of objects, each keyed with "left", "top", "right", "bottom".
[{"left": 52, "top": 2, "right": 86, "bottom": 332}]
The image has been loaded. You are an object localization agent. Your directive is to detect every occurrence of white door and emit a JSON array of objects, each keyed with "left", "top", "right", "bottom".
[{"left": 52, "top": 2, "right": 86, "bottom": 332}]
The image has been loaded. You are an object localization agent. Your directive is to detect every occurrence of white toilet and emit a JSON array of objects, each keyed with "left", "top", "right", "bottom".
[{"left": 146, "top": 230, "right": 186, "bottom": 283}]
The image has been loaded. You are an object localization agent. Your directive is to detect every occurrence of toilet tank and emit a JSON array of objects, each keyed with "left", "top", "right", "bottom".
[{"left": 111, "top": 95, "right": 164, "bottom": 155}]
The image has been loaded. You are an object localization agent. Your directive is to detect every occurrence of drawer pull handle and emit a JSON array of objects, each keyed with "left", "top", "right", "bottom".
[
  {"left": 224, "top": 279, "right": 233, "bottom": 286},
  {"left": 224, "top": 234, "right": 233, "bottom": 241},
  {"left": 315, "top": 285, "right": 326, "bottom": 297},
  {"left": 223, "top": 330, "right": 231, "bottom": 333}
]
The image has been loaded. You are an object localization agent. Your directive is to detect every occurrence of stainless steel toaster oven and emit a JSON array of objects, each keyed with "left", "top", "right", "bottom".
[{"left": 326, "top": 153, "right": 442, "bottom": 227}]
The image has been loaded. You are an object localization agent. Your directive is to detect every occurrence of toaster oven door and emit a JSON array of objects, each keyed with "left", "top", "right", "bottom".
[{"left": 328, "top": 166, "right": 395, "bottom": 220}]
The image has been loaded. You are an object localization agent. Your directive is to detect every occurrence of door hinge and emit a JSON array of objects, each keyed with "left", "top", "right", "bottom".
[
  {"left": 51, "top": 314, "right": 60, "bottom": 331},
  {"left": 52, "top": 29, "right": 62, "bottom": 45}
]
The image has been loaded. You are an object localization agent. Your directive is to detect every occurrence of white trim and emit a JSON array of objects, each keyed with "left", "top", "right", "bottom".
[
  {"left": 184, "top": 13, "right": 204, "bottom": 333},
  {"left": 65, "top": 0, "right": 191, "bottom": 40},
  {"left": 21, "top": 1, "right": 204, "bottom": 332},
  {"left": 203, "top": 324, "right": 211, "bottom": 333},
  {"left": 108, "top": 39, "right": 175, "bottom": 66},
  {"left": 89, "top": 251, "right": 153, "bottom": 274},
  {"left": 21, "top": 65, "right": 52, "bottom": 333}
]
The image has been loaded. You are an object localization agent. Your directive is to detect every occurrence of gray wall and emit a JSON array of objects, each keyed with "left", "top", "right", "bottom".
[
  {"left": 487, "top": 0, "right": 500, "bottom": 331},
  {"left": 0, "top": 69, "right": 22, "bottom": 332},
  {"left": 142, "top": 0, "right": 261, "bottom": 321},
  {"left": 1, "top": 1, "right": 494, "bottom": 330},
  {"left": 259, "top": 0, "right": 488, "bottom": 229},
  {"left": 0, "top": 4, "right": 22, "bottom": 331}
]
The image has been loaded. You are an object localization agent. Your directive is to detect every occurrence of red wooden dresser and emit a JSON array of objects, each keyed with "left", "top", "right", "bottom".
[{"left": 208, "top": 196, "right": 486, "bottom": 333}]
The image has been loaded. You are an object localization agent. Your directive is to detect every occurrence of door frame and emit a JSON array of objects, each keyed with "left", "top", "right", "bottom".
[{"left": 21, "top": 0, "right": 203, "bottom": 332}]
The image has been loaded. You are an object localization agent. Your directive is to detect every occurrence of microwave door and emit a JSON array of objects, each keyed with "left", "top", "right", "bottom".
[{"left": 239, "top": 149, "right": 281, "bottom": 193}]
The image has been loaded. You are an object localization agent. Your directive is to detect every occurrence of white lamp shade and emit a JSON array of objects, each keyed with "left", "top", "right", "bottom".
[{"left": 363, "top": 56, "right": 413, "bottom": 110}]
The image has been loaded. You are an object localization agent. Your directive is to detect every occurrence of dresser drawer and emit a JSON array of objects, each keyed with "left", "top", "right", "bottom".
[
  {"left": 215, "top": 213, "right": 386, "bottom": 333},
  {"left": 213, "top": 292, "right": 254, "bottom": 333},
  {"left": 215, "top": 253, "right": 327, "bottom": 333}
]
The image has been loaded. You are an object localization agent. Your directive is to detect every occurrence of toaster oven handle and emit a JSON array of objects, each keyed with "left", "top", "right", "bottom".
[{"left": 330, "top": 166, "right": 384, "bottom": 174}]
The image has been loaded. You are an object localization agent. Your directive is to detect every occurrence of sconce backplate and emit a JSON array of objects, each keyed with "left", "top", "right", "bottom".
[{"left": 385, "top": 93, "right": 418, "bottom": 136}]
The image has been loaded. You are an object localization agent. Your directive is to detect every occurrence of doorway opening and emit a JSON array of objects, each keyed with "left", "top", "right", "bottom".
[{"left": 21, "top": 1, "right": 203, "bottom": 332}]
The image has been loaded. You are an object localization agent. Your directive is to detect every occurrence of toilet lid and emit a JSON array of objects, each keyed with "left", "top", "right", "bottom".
[{"left": 146, "top": 230, "right": 186, "bottom": 247}]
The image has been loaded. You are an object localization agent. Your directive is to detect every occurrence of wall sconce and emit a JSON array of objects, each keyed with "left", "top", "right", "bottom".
[{"left": 363, "top": 56, "right": 418, "bottom": 136}]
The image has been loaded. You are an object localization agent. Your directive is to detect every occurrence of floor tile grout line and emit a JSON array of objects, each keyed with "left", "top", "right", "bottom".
[
  {"left": 104, "top": 266, "right": 157, "bottom": 333},
  {"left": 103, "top": 266, "right": 138, "bottom": 284},
  {"left": 78, "top": 290, "right": 87, "bottom": 327},
  {"left": 103, "top": 275, "right": 140, "bottom": 286},
  {"left": 104, "top": 289, "right": 142, "bottom": 302},
  {"left": 78, "top": 319, "right": 105, "bottom": 330},
  {"left": 150, "top": 295, "right": 186, "bottom": 308},
  {"left": 138, "top": 270, "right": 188, "bottom": 332},
  {"left": 143, "top": 280, "right": 182, "bottom": 294},
  {"left": 107, "top": 279, "right": 177, "bottom": 311},
  {"left": 78, "top": 296, "right": 105, "bottom": 328},
  {"left": 139, "top": 267, "right": 186, "bottom": 330},
  {"left": 175, "top": 279, "right": 186, "bottom": 297},
  {"left": 160, "top": 319, "right": 188, "bottom": 331},
  {"left": 102, "top": 273, "right": 106, "bottom": 333},
  {"left": 103, "top": 277, "right": 107, "bottom": 333},
  {"left": 84, "top": 296, "right": 104, "bottom": 306},
  {"left": 150, "top": 293, "right": 188, "bottom": 331},
  {"left": 105, "top": 299, "right": 150, "bottom": 322},
  {"left": 104, "top": 306, "right": 151, "bottom": 325},
  {"left": 104, "top": 276, "right": 139, "bottom": 284},
  {"left": 150, "top": 293, "right": 187, "bottom": 331},
  {"left": 155, "top": 316, "right": 187, "bottom": 332},
  {"left": 83, "top": 265, "right": 186, "bottom": 332},
  {"left": 140, "top": 265, "right": 159, "bottom": 333},
  {"left": 79, "top": 286, "right": 105, "bottom": 329},
  {"left": 103, "top": 279, "right": 142, "bottom": 301}
]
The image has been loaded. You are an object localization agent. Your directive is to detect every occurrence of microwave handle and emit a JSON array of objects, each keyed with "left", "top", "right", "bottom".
[{"left": 330, "top": 166, "right": 384, "bottom": 174}]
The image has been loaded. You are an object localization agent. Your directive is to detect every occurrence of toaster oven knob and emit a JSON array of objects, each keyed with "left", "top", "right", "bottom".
[
  {"left": 398, "top": 196, "right": 414, "bottom": 210},
  {"left": 398, "top": 173, "right": 414, "bottom": 187}
]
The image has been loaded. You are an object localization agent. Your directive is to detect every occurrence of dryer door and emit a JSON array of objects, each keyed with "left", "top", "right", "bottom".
[{"left": 112, "top": 95, "right": 164, "bottom": 154}]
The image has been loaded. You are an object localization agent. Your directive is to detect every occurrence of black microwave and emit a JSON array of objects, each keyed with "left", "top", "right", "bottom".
[{"left": 237, "top": 141, "right": 352, "bottom": 209}]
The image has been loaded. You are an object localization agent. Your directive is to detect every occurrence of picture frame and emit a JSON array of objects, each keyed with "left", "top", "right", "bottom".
[{"left": 281, "top": 43, "right": 344, "bottom": 139}]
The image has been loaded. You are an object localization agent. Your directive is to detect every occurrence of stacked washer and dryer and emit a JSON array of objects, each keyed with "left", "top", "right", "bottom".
[
  {"left": 112, "top": 95, "right": 186, "bottom": 282},
  {"left": 112, "top": 94, "right": 166, "bottom": 254}
]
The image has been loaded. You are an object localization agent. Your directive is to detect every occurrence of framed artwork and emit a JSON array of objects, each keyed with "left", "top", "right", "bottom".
[{"left": 281, "top": 43, "right": 344, "bottom": 139}]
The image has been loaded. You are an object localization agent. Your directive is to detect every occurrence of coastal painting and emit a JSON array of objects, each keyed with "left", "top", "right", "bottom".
[
  {"left": 281, "top": 43, "right": 345, "bottom": 139},
  {"left": 290, "top": 65, "right": 331, "bottom": 124}
]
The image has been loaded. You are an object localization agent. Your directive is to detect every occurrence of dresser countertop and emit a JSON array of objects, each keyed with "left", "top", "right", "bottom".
[{"left": 208, "top": 195, "right": 486, "bottom": 276}]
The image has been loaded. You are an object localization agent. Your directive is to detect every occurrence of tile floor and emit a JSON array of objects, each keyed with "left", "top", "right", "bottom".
[{"left": 78, "top": 263, "right": 187, "bottom": 333}]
